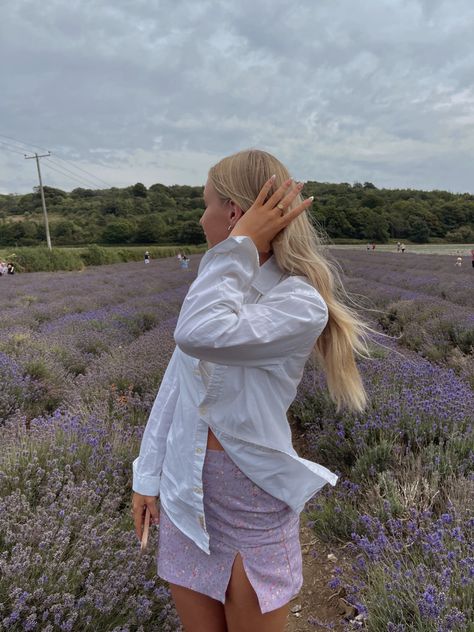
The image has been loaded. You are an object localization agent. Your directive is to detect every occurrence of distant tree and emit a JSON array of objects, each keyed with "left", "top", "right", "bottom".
[
  {"left": 71, "top": 187, "right": 98, "bottom": 198},
  {"left": 410, "top": 217, "right": 430, "bottom": 243},
  {"left": 363, "top": 210, "right": 390, "bottom": 242},
  {"left": 51, "top": 220, "right": 84, "bottom": 244},
  {"left": 131, "top": 182, "right": 147, "bottom": 198},
  {"left": 0, "top": 178, "right": 473, "bottom": 247},
  {"left": 101, "top": 220, "right": 134, "bottom": 244},
  {"left": 361, "top": 193, "right": 383, "bottom": 209},
  {"left": 325, "top": 210, "right": 354, "bottom": 238},
  {"left": 135, "top": 216, "right": 166, "bottom": 243},
  {"left": 445, "top": 225, "right": 474, "bottom": 243},
  {"left": 149, "top": 183, "right": 169, "bottom": 194},
  {"left": 101, "top": 197, "right": 133, "bottom": 217},
  {"left": 40, "top": 186, "right": 67, "bottom": 201},
  {"left": 178, "top": 221, "right": 205, "bottom": 245}
]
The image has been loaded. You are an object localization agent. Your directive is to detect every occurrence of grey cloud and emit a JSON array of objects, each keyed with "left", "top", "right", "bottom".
[{"left": 1, "top": 0, "right": 474, "bottom": 193}]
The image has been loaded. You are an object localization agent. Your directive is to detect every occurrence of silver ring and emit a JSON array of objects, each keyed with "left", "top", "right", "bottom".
[{"left": 276, "top": 203, "right": 285, "bottom": 210}]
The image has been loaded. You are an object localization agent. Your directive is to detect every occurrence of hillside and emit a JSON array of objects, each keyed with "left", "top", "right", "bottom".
[{"left": 0, "top": 180, "right": 473, "bottom": 247}]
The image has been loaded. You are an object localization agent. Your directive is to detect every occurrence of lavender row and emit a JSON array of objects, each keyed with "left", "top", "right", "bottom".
[
  {"left": 331, "top": 249, "right": 474, "bottom": 308},
  {"left": 1, "top": 249, "right": 472, "bottom": 630},
  {"left": 294, "top": 342, "right": 473, "bottom": 630}
]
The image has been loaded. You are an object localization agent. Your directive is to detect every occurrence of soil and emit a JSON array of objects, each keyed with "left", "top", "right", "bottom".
[
  {"left": 285, "top": 421, "right": 358, "bottom": 632},
  {"left": 284, "top": 520, "right": 354, "bottom": 632}
]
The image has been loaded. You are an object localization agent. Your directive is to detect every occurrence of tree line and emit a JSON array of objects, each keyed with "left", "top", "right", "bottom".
[{"left": 0, "top": 180, "right": 473, "bottom": 247}]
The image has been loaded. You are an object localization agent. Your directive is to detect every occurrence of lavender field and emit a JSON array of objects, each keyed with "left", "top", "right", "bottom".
[{"left": 0, "top": 249, "right": 473, "bottom": 631}]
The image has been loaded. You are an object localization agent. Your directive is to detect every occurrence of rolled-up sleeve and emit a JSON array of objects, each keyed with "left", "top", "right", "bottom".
[{"left": 174, "top": 236, "right": 329, "bottom": 368}]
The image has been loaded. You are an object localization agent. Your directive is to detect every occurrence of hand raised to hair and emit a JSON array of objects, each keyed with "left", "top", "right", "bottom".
[{"left": 229, "top": 177, "right": 313, "bottom": 253}]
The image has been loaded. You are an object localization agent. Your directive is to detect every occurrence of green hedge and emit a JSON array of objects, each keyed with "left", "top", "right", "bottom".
[{"left": 0, "top": 244, "right": 207, "bottom": 273}]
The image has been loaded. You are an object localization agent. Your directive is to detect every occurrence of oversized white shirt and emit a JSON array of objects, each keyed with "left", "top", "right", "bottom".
[{"left": 132, "top": 235, "right": 338, "bottom": 554}]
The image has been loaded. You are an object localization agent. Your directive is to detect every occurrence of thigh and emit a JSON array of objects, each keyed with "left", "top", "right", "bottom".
[
  {"left": 169, "top": 583, "right": 228, "bottom": 632},
  {"left": 224, "top": 553, "right": 290, "bottom": 632}
]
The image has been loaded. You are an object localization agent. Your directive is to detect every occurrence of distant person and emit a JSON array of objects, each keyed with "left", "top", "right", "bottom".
[
  {"left": 455, "top": 256, "right": 462, "bottom": 267},
  {"left": 144, "top": 251, "right": 150, "bottom": 265},
  {"left": 372, "top": 243, "right": 376, "bottom": 251},
  {"left": 180, "top": 254, "right": 189, "bottom": 270},
  {"left": 396, "top": 242, "right": 401, "bottom": 252},
  {"left": 0, "top": 260, "right": 7, "bottom": 276},
  {"left": 401, "top": 243, "right": 406, "bottom": 253},
  {"left": 366, "top": 244, "right": 370, "bottom": 252},
  {"left": 7, "top": 262, "right": 15, "bottom": 275},
  {"left": 177, "top": 253, "right": 183, "bottom": 262},
  {"left": 471, "top": 249, "right": 474, "bottom": 269}
]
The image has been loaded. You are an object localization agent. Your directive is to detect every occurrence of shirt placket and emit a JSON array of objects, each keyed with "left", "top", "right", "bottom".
[{"left": 192, "top": 361, "right": 214, "bottom": 534}]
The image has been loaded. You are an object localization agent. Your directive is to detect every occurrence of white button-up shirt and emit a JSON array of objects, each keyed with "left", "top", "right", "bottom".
[{"left": 132, "top": 235, "right": 338, "bottom": 554}]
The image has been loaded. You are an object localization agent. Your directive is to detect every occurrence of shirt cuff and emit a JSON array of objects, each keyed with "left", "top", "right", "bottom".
[{"left": 132, "top": 458, "right": 160, "bottom": 496}]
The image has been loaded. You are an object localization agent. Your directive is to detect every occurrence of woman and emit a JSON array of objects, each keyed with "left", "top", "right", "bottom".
[{"left": 131, "top": 149, "right": 370, "bottom": 632}]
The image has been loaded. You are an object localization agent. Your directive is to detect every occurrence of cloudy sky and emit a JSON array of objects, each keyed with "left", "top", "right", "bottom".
[{"left": 1, "top": 0, "right": 474, "bottom": 194}]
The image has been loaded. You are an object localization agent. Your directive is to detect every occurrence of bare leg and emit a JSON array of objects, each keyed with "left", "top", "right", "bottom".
[
  {"left": 224, "top": 553, "right": 290, "bottom": 632},
  {"left": 168, "top": 583, "right": 228, "bottom": 632}
]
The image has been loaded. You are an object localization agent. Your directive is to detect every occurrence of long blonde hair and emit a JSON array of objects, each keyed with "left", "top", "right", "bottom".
[{"left": 208, "top": 148, "right": 372, "bottom": 413}]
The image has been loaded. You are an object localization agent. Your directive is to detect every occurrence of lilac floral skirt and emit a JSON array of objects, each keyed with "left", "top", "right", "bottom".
[{"left": 157, "top": 449, "right": 302, "bottom": 613}]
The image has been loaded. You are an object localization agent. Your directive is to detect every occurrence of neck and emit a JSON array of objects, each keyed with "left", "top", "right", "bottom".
[{"left": 258, "top": 251, "right": 272, "bottom": 266}]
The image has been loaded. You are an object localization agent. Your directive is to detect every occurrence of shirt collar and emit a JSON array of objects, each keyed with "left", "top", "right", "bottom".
[{"left": 251, "top": 254, "right": 287, "bottom": 295}]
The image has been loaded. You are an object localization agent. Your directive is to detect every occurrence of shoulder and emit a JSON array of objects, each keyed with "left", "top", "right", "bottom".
[{"left": 265, "top": 274, "right": 329, "bottom": 324}]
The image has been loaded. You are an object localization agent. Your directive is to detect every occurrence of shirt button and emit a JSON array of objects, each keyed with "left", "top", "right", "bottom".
[
  {"left": 195, "top": 447, "right": 204, "bottom": 454},
  {"left": 198, "top": 405, "right": 207, "bottom": 415},
  {"left": 193, "top": 486, "right": 203, "bottom": 494}
]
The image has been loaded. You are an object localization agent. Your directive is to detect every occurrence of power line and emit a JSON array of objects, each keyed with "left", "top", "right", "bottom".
[
  {"left": 0, "top": 132, "right": 113, "bottom": 188},
  {"left": 0, "top": 133, "right": 49, "bottom": 153},
  {"left": 52, "top": 155, "right": 113, "bottom": 188},
  {"left": 1, "top": 140, "right": 109, "bottom": 191},
  {"left": 44, "top": 157, "right": 106, "bottom": 190},
  {"left": 0, "top": 141, "right": 28, "bottom": 156},
  {"left": 41, "top": 159, "right": 102, "bottom": 190}
]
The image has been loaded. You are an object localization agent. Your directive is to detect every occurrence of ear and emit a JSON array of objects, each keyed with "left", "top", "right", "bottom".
[{"left": 228, "top": 200, "right": 244, "bottom": 220}]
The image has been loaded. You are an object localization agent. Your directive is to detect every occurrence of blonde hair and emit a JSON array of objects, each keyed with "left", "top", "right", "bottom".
[{"left": 208, "top": 148, "right": 373, "bottom": 413}]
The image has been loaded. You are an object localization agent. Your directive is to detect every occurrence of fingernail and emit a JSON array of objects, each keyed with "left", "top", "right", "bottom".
[
  {"left": 297, "top": 181, "right": 304, "bottom": 190},
  {"left": 285, "top": 178, "right": 292, "bottom": 186},
  {"left": 270, "top": 174, "right": 276, "bottom": 181},
  {"left": 308, "top": 196, "right": 314, "bottom": 202}
]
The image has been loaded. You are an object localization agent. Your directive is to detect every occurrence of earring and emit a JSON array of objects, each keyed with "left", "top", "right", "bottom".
[{"left": 227, "top": 225, "right": 232, "bottom": 231}]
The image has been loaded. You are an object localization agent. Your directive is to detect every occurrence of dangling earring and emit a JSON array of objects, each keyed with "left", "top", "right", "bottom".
[{"left": 227, "top": 225, "right": 232, "bottom": 231}]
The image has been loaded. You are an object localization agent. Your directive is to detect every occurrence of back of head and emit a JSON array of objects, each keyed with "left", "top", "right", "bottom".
[
  {"left": 208, "top": 149, "right": 323, "bottom": 275},
  {"left": 209, "top": 148, "right": 371, "bottom": 413}
]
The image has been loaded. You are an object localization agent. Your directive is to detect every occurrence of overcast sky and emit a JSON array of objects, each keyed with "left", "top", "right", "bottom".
[{"left": 1, "top": 0, "right": 474, "bottom": 195}]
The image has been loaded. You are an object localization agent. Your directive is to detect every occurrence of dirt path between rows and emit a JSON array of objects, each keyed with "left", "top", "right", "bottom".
[
  {"left": 284, "top": 520, "right": 352, "bottom": 632},
  {"left": 285, "top": 422, "right": 357, "bottom": 632}
]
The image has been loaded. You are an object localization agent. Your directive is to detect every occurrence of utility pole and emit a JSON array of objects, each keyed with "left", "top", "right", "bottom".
[{"left": 25, "top": 151, "right": 52, "bottom": 250}]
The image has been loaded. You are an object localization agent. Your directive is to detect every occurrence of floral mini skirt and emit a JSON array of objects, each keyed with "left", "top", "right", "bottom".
[{"left": 157, "top": 448, "right": 302, "bottom": 614}]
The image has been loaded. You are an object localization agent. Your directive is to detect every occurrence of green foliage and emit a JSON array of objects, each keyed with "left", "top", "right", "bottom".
[
  {"left": 81, "top": 244, "right": 118, "bottom": 266},
  {"left": 0, "top": 244, "right": 207, "bottom": 272},
  {"left": 11, "top": 247, "right": 85, "bottom": 272},
  {"left": 101, "top": 219, "right": 135, "bottom": 244},
  {"left": 1, "top": 180, "right": 473, "bottom": 248},
  {"left": 445, "top": 224, "right": 474, "bottom": 242}
]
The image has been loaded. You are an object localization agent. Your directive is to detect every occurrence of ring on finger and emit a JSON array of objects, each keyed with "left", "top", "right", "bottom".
[{"left": 276, "top": 203, "right": 285, "bottom": 211}]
